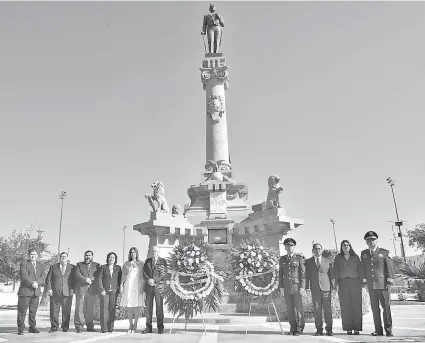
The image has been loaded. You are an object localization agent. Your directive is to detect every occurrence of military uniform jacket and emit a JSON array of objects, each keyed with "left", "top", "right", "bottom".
[
  {"left": 279, "top": 254, "right": 306, "bottom": 295},
  {"left": 360, "top": 248, "right": 394, "bottom": 290}
]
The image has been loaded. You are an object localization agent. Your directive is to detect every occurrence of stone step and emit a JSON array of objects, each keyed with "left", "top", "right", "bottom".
[{"left": 153, "top": 313, "right": 272, "bottom": 324}]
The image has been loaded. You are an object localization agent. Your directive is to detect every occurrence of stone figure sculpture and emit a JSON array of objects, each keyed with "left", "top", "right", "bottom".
[
  {"left": 201, "top": 4, "right": 224, "bottom": 54},
  {"left": 265, "top": 175, "right": 284, "bottom": 209},
  {"left": 145, "top": 181, "right": 170, "bottom": 213},
  {"left": 171, "top": 205, "right": 181, "bottom": 216}
]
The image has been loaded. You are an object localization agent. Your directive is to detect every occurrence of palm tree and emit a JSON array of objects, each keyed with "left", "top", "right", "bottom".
[{"left": 398, "top": 262, "right": 425, "bottom": 301}]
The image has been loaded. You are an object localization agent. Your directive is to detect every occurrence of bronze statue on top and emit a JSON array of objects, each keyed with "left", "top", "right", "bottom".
[{"left": 201, "top": 4, "right": 224, "bottom": 54}]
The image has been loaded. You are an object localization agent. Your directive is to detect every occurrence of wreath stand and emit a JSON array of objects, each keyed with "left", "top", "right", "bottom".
[
  {"left": 169, "top": 311, "right": 207, "bottom": 335},
  {"left": 245, "top": 301, "right": 283, "bottom": 335}
]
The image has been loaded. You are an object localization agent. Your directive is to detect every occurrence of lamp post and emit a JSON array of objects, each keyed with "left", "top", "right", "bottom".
[
  {"left": 386, "top": 177, "right": 406, "bottom": 261},
  {"left": 58, "top": 191, "right": 67, "bottom": 257},
  {"left": 330, "top": 219, "right": 338, "bottom": 251},
  {"left": 122, "top": 225, "right": 127, "bottom": 265}
]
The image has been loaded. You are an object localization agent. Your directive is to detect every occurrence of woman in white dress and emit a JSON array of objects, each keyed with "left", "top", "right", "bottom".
[{"left": 120, "top": 247, "right": 145, "bottom": 333}]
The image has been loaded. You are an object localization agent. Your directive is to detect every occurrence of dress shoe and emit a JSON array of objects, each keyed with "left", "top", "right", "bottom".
[
  {"left": 87, "top": 328, "right": 96, "bottom": 332},
  {"left": 371, "top": 331, "right": 384, "bottom": 336},
  {"left": 354, "top": 330, "right": 360, "bottom": 335},
  {"left": 347, "top": 330, "right": 353, "bottom": 335},
  {"left": 141, "top": 328, "right": 152, "bottom": 334},
  {"left": 292, "top": 331, "right": 299, "bottom": 336},
  {"left": 315, "top": 331, "right": 324, "bottom": 336},
  {"left": 76, "top": 328, "right": 82, "bottom": 333},
  {"left": 108, "top": 330, "right": 113, "bottom": 333},
  {"left": 48, "top": 328, "right": 58, "bottom": 333},
  {"left": 62, "top": 328, "right": 69, "bottom": 332},
  {"left": 386, "top": 330, "right": 393, "bottom": 337},
  {"left": 29, "top": 328, "right": 40, "bottom": 333},
  {"left": 326, "top": 331, "right": 333, "bottom": 336},
  {"left": 158, "top": 329, "right": 164, "bottom": 334},
  {"left": 101, "top": 330, "right": 107, "bottom": 333},
  {"left": 17, "top": 331, "right": 24, "bottom": 335}
]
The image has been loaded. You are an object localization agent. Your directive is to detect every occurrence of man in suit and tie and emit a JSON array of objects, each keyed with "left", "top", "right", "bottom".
[
  {"left": 142, "top": 246, "right": 167, "bottom": 334},
  {"left": 98, "top": 252, "right": 122, "bottom": 333},
  {"left": 17, "top": 248, "right": 45, "bottom": 335},
  {"left": 45, "top": 251, "right": 75, "bottom": 333},
  {"left": 361, "top": 231, "right": 394, "bottom": 337},
  {"left": 279, "top": 238, "right": 306, "bottom": 336},
  {"left": 73, "top": 250, "right": 100, "bottom": 333},
  {"left": 305, "top": 243, "right": 334, "bottom": 336}
]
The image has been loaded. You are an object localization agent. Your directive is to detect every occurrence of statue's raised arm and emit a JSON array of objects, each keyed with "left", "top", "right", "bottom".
[{"left": 201, "top": 4, "right": 224, "bottom": 54}]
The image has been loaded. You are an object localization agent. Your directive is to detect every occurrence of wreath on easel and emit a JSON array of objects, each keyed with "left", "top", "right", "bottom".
[{"left": 164, "top": 240, "right": 224, "bottom": 331}]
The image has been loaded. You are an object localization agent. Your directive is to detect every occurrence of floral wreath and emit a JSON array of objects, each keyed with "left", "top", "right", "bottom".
[
  {"left": 164, "top": 240, "right": 224, "bottom": 320},
  {"left": 230, "top": 239, "right": 280, "bottom": 300}
]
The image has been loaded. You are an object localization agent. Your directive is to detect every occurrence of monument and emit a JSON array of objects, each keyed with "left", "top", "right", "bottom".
[{"left": 133, "top": 4, "right": 303, "bottom": 297}]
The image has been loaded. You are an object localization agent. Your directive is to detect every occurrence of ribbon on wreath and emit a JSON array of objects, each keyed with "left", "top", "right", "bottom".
[{"left": 235, "top": 267, "right": 277, "bottom": 280}]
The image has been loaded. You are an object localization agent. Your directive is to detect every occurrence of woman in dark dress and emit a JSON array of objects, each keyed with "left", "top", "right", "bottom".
[{"left": 334, "top": 240, "right": 363, "bottom": 335}]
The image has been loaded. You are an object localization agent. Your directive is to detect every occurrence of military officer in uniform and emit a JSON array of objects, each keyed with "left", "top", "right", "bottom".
[
  {"left": 279, "top": 238, "right": 306, "bottom": 336},
  {"left": 361, "top": 231, "right": 394, "bottom": 337}
]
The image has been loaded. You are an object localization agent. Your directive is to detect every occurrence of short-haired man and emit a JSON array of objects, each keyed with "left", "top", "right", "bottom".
[
  {"left": 279, "top": 238, "right": 305, "bottom": 336},
  {"left": 361, "top": 231, "right": 394, "bottom": 337},
  {"left": 45, "top": 252, "right": 75, "bottom": 333},
  {"left": 73, "top": 250, "right": 100, "bottom": 333},
  {"left": 142, "top": 246, "right": 167, "bottom": 334},
  {"left": 305, "top": 243, "right": 334, "bottom": 336},
  {"left": 17, "top": 248, "right": 45, "bottom": 335}
]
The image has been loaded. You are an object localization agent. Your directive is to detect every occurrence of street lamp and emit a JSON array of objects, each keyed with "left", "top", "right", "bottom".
[
  {"left": 386, "top": 177, "right": 406, "bottom": 261},
  {"left": 122, "top": 225, "right": 127, "bottom": 265},
  {"left": 330, "top": 219, "right": 338, "bottom": 251},
  {"left": 58, "top": 191, "right": 67, "bottom": 257}
]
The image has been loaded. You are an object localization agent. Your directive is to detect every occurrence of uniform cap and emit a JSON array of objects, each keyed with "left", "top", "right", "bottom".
[
  {"left": 283, "top": 238, "right": 296, "bottom": 246},
  {"left": 364, "top": 231, "right": 378, "bottom": 240}
]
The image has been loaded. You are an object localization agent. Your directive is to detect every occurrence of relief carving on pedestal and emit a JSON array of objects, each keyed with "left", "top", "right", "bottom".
[
  {"left": 265, "top": 175, "right": 284, "bottom": 209},
  {"left": 207, "top": 94, "right": 225, "bottom": 122},
  {"left": 145, "top": 181, "right": 170, "bottom": 213},
  {"left": 171, "top": 204, "right": 181, "bottom": 216}
]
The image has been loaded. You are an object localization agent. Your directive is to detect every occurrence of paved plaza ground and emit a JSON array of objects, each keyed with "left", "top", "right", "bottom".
[{"left": 1, "top": 303, "right": 424, "bottom": 343}]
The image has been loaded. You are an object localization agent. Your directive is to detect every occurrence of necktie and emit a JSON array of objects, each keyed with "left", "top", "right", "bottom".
[
  {"left": 32, "top": 262, "right": 36, "bottom": 271},
  {"left": 316, "top": 258, "right": 320, "bottom": 268},
  {"left": 61, "top": 264, "right": 66, "bottom": 274},
  {"left": 371, "top": 250, "right": 374, "bottom": 256}
]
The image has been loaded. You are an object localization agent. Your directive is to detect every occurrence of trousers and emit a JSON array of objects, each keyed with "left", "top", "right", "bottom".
[
  {"left": 50, "top": 294, "right": 73, "bottom": 330},
  {"left": 145, "top": 290, "right": 164, "bottom": 330},
  {"left": 100, "top": 292, "right": 117, "bottom": 332},
  {"left": 17, "top": 295, "right": 39, "bottom": 331},
  {"left": 284, "top": 292, "right": 305, "bottom": 333},
  {"left": 74, "top": 293, "right": 96, "bottom": 330}
]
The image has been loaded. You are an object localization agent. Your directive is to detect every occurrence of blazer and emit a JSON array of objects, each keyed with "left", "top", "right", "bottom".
[
  {"left": 45, "top": 263, "right": 75, "bottom": 297},
  {"left": 305, "top": 256, "right": 334, "bottom": 294},
  {"left": 73, "top": 261, "right": 100, "bottom": 295},
  {"left": 333, "top": 254, "right": 363, "bottom": 288},
  {"left": 361, "top": 247, "right": 394, "bottom": 290},
  {"left": 279, "top": 253, "right": 306, "bottom": 295},
  {"left": 98, "top": 264, "right": 122, "bottom": 293},
  {"left": 121, "top": 260, "right": 145, "bottom": 293},
  {"left": 143, "top": 257, "right": 167, "bottom": 294},
  {"left": 17, "top": 260, "right": 45, "bottom": 297}
]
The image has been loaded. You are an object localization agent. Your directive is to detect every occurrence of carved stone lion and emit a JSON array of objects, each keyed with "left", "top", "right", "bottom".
[
  {"left": 265, "top": 175, "right": 284, "bottom": 209},
  {"left": 171, "top": 204, "right": 181, "bottom": 215},
  {"left": 145, "top": 181, "right": 170, "bottom": 213}
]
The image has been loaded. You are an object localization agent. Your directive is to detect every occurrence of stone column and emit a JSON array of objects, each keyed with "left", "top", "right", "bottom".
[{"left": 200, "top": 54, "right": 230, "bottom": 167}]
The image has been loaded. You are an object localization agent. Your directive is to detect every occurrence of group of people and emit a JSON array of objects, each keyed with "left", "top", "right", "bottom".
[
  {"left": 17, "top": 245, "right": 167, "bottom": 335},
  {"left": 279, "top": 230, "right": 394, "bottom": 337}
]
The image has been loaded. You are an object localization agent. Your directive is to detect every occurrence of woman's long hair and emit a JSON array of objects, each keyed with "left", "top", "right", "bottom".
[
  {"left": 339, "top": 240, "right": 357, "bottom": 257},
  {"left": 106, "top": 252, "right": 118, "bottom": 265},
  {"left": 128, "top": 247, "right": 139, "bottom": 261}
]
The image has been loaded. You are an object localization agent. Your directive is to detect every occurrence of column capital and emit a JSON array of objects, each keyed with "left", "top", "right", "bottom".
[{"left": 200, "top": 66, "right": 229, "bottom": 90}]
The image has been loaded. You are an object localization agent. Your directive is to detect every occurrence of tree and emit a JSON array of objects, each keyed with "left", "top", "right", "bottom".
[
  {"left": 408, "top": 224, "right": 425, "bottom": 253},
  {"left": 392, "top": 256, "right": 405, "bottom": 274},
  {"left": 0, "top": 226, "right": 55, "bottom": 291},
  {"left": 322, "top": 249, "right": 338, "bottom": 262}
]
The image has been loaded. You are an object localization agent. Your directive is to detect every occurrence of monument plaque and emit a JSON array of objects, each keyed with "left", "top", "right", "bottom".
[{"left": 210, "top": 191, "right": 226, "bottom": 214}]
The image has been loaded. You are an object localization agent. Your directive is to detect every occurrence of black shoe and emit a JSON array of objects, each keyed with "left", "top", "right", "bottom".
[
  {"left": 101, "top": 330, "right": 107, "bottom": 333},
  {"left": 48, "top": 328, "right": 58, "bottom": 333},
  {"left": 371, "top": 331, "right": 384, "bottom": 336},
  {"left": 347, "top": 330, "right": 353, "bottom": 335},
  {"left": 326, "top": 331, "right": 333, "bottom": 336},
  {"left": 28, "top": 328, "right": 40, "bottom": 333},
  {"left": 315, "top": 331, "right": 324, "bottom": 336},
  {"left": 386, "top": 330, "right": 393, "bottom": 337},
  {"left": 354, "top": 330, "right": 360, "bottom": 335},
  {"left": 76, "top": 328, "right": 82, "bottom": 333},
  {"left": 87, "top": 328, "right": 96, "bottom": 332},
  {"left": 158, "top": 329, "right": 164, "bottom": 334},
  {"left": 18, "top": 331, "right": 24, "bottom": 335},
  {"left": 108, "top": 330, "right": 113, "bottom": 333},
  {"left": 62, "top": 328, "right": 69, "bottom": 332},
  {"left": 142, "top": 328, "right": 152, "bottom": 334},
  {"left": 292, "top": 331, "right": 299, "bottom": 336}
]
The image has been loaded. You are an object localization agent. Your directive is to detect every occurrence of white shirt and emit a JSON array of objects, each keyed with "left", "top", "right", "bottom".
[
  {"left": 109, "top": 265, "right": 114, "bottom": 276},
  {"left": 315, "top": 256, "right": 322, "bottom": 266}
]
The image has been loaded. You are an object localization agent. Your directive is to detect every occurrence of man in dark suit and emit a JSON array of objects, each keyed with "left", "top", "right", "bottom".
[
  {"left": 279, "top": 238, "right": 305, "bottom": 336},
  {"left": 98, "top": 252, "right": 122, "bottom": 333},
  {"left": 17, "top": 248, "right": 45, "bottom": 335},
  {"left": 45, "top": 251, "right": 75, "bottom": 333},
  {"left": 361, "top": 231, "right": 394, "bottom": 337},
  {"left": 142, "top": 246, "right": 167, "bottom": 334},
  {"left": 73, "top": 250, "right": 100, "bottom": 333},
  {"left": 305, "top": 243, "right": 334, "bottom": 336}
]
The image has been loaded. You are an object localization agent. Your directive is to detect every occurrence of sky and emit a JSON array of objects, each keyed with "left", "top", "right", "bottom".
[{"left": 0, "top": 1, "right": 424, "bottom": 266}]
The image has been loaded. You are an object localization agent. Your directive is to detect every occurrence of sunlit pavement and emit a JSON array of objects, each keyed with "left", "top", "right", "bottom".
[{"left": 1, "top": 304, "right": 424, "bottom": 343}]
